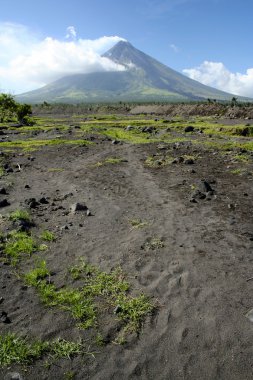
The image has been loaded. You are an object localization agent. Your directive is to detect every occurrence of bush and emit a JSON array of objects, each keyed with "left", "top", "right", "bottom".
[{"left": 0, "top": 93, "right": 34, "bottom": 125}]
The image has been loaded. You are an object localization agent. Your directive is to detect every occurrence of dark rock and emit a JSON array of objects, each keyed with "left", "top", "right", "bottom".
[
  {"left": 112, "top": 140, "right": 120, "bottom": 145},
  {"left": 0, "top": 297, "right": 4, "bottom": 304},
  {"left": 184, "top": 158, "right": 194, "bottom": 165},
  {"left": 184, "top": 126, "right": 194, "bottom": 132},
  {"left": 39, "top": 197, "right": 49, "bottom": 204},
  {"left": 6, "top": 167, "right": 13, "bottom": 173},
  {"left": 0, "top": 311, "right": 11, "bottom": 324},
  {"left": 0, "top": 199, "right": 10, "bottom": 208},
  {"left": 71, "top": 202, "right": 88, "bottom": 213},
  {"left": 125, "top": 125, "right": 134, "bottom": 131},
  {"left": 15, "top": 219, "right": 34, "bottom": 232},
  {"left": 0, "top": 187, "right": 7, "bottom": 194},
  {"left": 25, "top": 184, "right": 30, "bottom": 189},
  {"left": 114, "top": 305, "right": 122, "bottom": 314},
  {"left": 25, "top": 198, "right": 39, "bottom": 209},
  {"left": 60, "top": 225, "right": 69, "bottom": 230},
  {"left": 191, "top": 189, "right": 206, "bottom": 200},
  {"left": 172, "top": 156, "right": 184, "bottom": 164},
  {"left": 239, "top": 127, "right": 249, "bottom": 136},
  {"left": 199, "top": 180, "right": 214, "bottom": 193},
  {"left": 142, "top": 126, "right": 156, "bottom": 133}
]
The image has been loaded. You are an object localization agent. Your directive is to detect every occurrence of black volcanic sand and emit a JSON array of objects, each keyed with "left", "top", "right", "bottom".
[{"left": 0, "top": 117, "right": 253, "bottom": 380}]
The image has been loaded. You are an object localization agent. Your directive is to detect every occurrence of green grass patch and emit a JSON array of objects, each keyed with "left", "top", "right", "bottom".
[
  {"left": 231, "top": 168, "right": 242, "bottom": 175},
  {"left": 47, "top": 168, "right": 65, "bottom": 172},
  {"left": 25, "top": 259, "right": 153, "bottom": 334},
  {"left": 3, "top": 231, "right": 37, "bottom": 265},
  {"left": 144, "top": 237, "right": 165, "bottom": 250},
  {"left": 24, "top": 260, "right": 50, "bottom": 286},
  {"left": 0, "top": 139, "right": 91, "bottom": 151},
  {"left": 40, "top": 230, "right": 56, "bottom": 242},
  {"left": 0, "top": 333, "right": 90, "bottom": 367},
  {"left": 129, "top": 219, "right": 149, "bottom": 229},
  {"left": 144, "top": 154, "right": 174, "bottom": 167},
  {"left": 94, "top": 157, "right": 126, "bottom": 167},
  {"left": 0, "top": 333, "right": 48, "bottom": 366},
  {"left": 9, "top": 209, "right": 31, "bottom": 222}
]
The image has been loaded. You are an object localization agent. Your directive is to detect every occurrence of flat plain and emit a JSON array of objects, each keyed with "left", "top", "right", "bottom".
[{"left": 0, "top": 105, "right": 253, "bottom": 380}]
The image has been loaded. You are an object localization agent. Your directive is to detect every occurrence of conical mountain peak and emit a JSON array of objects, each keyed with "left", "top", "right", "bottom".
[{"left": 17, "top": 41, "right": 242, "bottom": 103}]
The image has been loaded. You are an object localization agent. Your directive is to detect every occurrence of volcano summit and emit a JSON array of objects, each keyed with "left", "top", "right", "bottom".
[{"left": 18, "top": 41, "right": 237, "bottom": 103}]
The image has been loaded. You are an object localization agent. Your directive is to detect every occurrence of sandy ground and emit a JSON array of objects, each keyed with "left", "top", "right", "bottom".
[{"left": 0, "top": 116, "right": 253, "bottom": 379}]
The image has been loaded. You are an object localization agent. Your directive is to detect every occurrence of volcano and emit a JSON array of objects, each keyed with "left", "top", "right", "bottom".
[{"left": 17, "top": 40, "right": 238, "bottom": 103}]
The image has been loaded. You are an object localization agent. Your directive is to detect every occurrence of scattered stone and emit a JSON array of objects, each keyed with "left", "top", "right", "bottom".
[
  {"left": 142, "top": 126, "right": 156, "bottom": 133},
  {"left": 60, "top": 225, "right": 69, "bottom": 230},
  {"left": 198, "top": 180, "right": 214, "bottom": 194},
  {"left": 191, "top": 189, "right": 206, "bottom": 201},
  {"left": 112, "top": 140, "right": 120, "bottom": 145},
  {"left": 246, "top": 309, "right": 253, "bottom": 322},
  {"left": 114, "top": 305, "right": 122, "bottom": 314},
  {"left": 189, "top": 169, "right": 196, "bottom": 174},
  {"left": 0, "top": 311, "right": 11, "bottom": 324},
  {"left": 0, "top": 297, "right": 4, "bottom": 304},
  {"left": 184, "top": 126, "right": 194, "bottom": 132},
  {"left": 25, "top": 198, "right": 39, "bottom": 209},
  {"left": 184, "top": 158, "right": 194, "bottom": 165},
  {"left": 63, "top": 192, "right": 73, "bottom": 199},
  {"left": 172, "top": 156, "right": 184, "bottom": 164},
  {"left": 86, "top": 209, "right": 92, "bottom": 216},
  {"left": 15, "top": 219, "right": 34, "bottom": 232},
  {"left": 0, "top": 199, "right": 10, "bottom": 208},
  {"left": 39, "top": 197, "right": 49, "bottom": 204},
  {"left": 25, "top": 184, "right": 30, "bottom": 189},
  {"left": 71, "top": 202, "right": 88, "bottom": 213},
  {"left": 0, "top": 187, "right": 7, "bottom": 194},
  {"left": 126, "top": 125, "right": 134, "bottom": 131}
]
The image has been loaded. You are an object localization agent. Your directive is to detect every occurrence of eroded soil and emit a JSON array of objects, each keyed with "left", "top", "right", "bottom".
[{"left": 0, "top": 112, "right": 253, "bottom": 379}]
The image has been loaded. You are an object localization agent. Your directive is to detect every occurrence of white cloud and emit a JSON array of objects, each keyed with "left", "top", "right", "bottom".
[
  {"left": 65, "top": 26, "right": 77, "bottom": 40},
  {"left": 0, "top": 23, "right": 126, "bottom": 94},
  {"left": 170, "top": 44, "right": 179, "bottom": 53},
  {"left": 183, "top": 61, "right": 253, "bottom": 98}
]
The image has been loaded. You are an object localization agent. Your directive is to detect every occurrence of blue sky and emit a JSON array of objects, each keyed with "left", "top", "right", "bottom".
[{"left": 1, "top": 0, "right": 253, "bottom": 96}]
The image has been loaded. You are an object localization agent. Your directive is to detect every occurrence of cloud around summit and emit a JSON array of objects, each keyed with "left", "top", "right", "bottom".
[{"left": 0, "top": 22, "right": 126, "bottom": 94}]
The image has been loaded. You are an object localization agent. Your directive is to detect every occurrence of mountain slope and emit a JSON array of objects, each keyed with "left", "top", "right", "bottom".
[{"left": 17, "top": 41, "right": 241, "bottom": 103}]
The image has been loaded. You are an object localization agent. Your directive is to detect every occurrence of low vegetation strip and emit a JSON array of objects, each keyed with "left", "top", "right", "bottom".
[{"left": 24, "top": 260, "right": 153, "bottom": 332}]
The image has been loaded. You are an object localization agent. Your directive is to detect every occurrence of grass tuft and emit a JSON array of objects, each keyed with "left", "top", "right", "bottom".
[
  {"left": 129, "top": 218, "right": 149, "bottom": 229},
  {"left": 3, "top": 230, "right": 37, "bottom": 265},
  {"left": 40, "top": 230, "right": 56, "bottom": 242},
  {"left": 9, "top": 209, "right": 31, "bottom": 222},
  {"left": 26, "top": 259, "right": 153, "bottom": 334}
]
